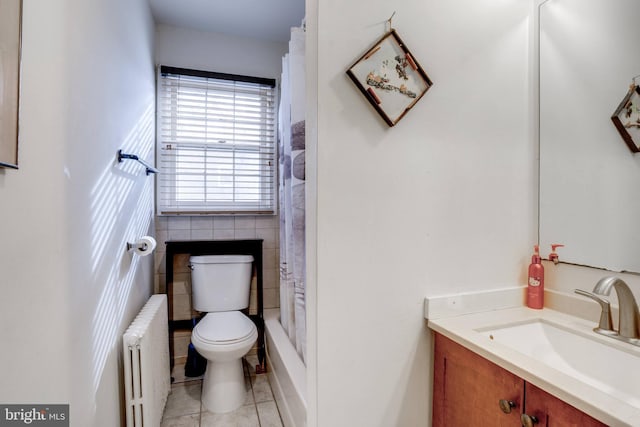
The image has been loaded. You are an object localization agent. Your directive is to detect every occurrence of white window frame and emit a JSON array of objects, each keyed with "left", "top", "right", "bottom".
[{"left": 156, "top": 66, "right": 277, "bottom": 215}]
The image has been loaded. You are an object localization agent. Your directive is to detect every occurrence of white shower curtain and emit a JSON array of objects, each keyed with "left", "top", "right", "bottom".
[{"left": 279, "top": 25, "right": 306, "bottom": 364}]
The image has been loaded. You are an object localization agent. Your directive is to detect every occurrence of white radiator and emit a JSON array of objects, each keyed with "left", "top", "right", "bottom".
[{"left": 123, "top": 294, "right": 171, "bottom": 427}]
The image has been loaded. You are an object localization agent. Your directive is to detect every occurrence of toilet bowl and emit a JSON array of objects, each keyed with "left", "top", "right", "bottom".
[
  {"left": 191, "top": 311, "right": 258, "bottom": 412},
  {"left": 189, "top": 254, "right": 256, "bottom": 413}
]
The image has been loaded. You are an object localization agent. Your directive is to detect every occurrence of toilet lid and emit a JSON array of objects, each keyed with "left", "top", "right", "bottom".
[{"left": 193, "top": 311, "right": 256, "bottom": 344}]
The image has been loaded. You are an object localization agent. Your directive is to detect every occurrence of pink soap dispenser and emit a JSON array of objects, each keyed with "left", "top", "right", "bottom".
[{"left": 527, "top": 245, "right": 544, "bottom": 309}]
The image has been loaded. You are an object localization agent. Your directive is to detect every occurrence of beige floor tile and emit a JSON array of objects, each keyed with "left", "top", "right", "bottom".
[
  {"left": 243, "top": 374, "right": 255, "bottom": 406},
  {"left": 256, "top": 401, "right": 283, "bottom": 427},
  {"left": 251, "top": 374, "right": 274, "bottom": 403},
  {"left": 200, "top": 405, "right": 260, "bottom": 427},
  {"left": 162, "top": 383, "right": 202, "bottom": 419},
  {"left": 160, "top": 413, "right": 200, "bottom": 427},
  {"left": 162, "top": 355, "right": 284, "bottom": 427}
]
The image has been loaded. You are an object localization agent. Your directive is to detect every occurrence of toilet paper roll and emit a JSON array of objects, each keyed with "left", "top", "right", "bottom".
[{"left": 132, "top": 236, "right": 156, "bottom": 256}]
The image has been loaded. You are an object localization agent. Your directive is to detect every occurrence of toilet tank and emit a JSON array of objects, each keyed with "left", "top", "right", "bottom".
[{"left": 189, "top": 255, "right": 254, "bottom": 312}]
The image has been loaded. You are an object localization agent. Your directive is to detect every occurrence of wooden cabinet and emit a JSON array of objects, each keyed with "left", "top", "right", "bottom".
[
  {"left": 523, "top": 382, "right": 606, "bottom": 427},
  {"left": 433, "top": 333, "right": 607, "bottom": 427}
]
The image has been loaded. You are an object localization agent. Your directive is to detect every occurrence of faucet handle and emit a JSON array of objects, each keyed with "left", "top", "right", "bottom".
[{"left": 574, "top": 289, "right": 614, "bottom": 332}]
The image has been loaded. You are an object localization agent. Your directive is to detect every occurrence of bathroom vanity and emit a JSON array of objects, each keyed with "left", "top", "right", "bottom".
[
  {"left": 432, "top": 333, "right": 605, "bottom": 426},
  {"left": 425, "top": 289, "right": 640, "bottom": 427}
]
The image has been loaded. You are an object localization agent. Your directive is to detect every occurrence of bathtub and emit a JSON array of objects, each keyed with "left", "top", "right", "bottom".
[{"left": 264, "top": 308, "right": 307, "bottom": 427}]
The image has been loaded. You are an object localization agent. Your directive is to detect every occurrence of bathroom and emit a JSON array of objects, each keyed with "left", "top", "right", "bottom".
[{"left": 1, "top": 0, "right": 639, "bottom": 426}]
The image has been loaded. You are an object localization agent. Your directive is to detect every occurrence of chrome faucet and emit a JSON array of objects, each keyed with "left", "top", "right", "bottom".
[
  {"left": 593, "top": 277, "right": 640, "bottom": 340},
  {"left": 575, "top": 276, "right": 640, "bottom": 346},
  {"left": 573, "top": 288, "right": 613, "bottom": 333}
]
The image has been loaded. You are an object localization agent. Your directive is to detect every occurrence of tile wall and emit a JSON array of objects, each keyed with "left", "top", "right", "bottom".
[{"left": 154, "top": 215, "right": 280, "bottom": 363}]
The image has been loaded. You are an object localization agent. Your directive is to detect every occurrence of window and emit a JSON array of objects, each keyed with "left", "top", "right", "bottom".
[{"left": 156, "top": 66, "right": 277, "bottom": 215}]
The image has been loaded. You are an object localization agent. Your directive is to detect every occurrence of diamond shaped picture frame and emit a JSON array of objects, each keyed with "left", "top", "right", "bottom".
[
  {"left": 611, "top": 84, "right": 640, "bottom": 153},
  {"left": 346, "top": 29, "right": 433, "bottom": 127}
]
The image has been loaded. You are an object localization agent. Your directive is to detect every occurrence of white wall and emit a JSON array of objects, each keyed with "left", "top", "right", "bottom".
[
  {"left": 307, "top": 0, "right": 536, "bottom": 425},
  {"left": 0, "top": 0, "right": 71, "bottom": 404},
  {"left": 546, "top": 263, "right": 640, "bottom": 310},
  {"left": 155, "top": 24, "right": 287, "bottom": 81},
  {"left": 0, "top": 1, "right": 156, "bottom": 426}
]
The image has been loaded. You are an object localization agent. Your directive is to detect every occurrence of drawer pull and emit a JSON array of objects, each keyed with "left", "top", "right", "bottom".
[
  {"left": 498, "top": 399, "right": 516, "bottom": 414},
  {"left": 521, "top": 414, "right": 539, "bottom": 427}
]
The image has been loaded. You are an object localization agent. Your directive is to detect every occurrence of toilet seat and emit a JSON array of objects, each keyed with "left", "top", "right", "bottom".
[{"left": 193, "top": 311, "right": 257, "bottom": 345}]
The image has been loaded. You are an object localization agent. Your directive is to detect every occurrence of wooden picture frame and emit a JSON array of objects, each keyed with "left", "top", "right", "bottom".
[
  {"left": 346, "top": 29, "right": 433, "bottom": 127},
  {"left": 611, "top": 85, "right": 640, "bottom": 153},
  {"left": 0, "top": 0, "right": 22, "bottom": 169}
]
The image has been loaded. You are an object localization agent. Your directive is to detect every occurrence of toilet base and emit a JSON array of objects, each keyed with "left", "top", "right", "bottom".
[{"left": 201, "top": 358, "right": 247, "bottom": 413}]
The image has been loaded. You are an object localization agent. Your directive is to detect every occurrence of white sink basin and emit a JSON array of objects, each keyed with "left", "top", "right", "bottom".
[{"left": 478, "top": 319, "right": 640, "bottom": 408}]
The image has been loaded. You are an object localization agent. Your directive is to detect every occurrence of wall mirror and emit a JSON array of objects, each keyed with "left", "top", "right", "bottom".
[
  {"left": 539, "top": 0, "right": 640, "bottom": 272},
  {"left": 0, "top": 0, "right": 22, "bottom": 169}
]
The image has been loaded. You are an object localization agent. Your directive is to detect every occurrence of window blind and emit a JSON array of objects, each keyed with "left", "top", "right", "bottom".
[{"left": 156, "top": 66, "right": 277, "bottom": 215}]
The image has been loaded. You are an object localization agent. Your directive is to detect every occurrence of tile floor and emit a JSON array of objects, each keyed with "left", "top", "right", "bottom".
[{"left": 161, "top": 354, "right": 284, "bottom": 427}]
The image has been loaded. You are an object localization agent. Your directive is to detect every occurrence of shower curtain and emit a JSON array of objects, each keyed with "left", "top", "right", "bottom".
[{"left": 279, "top": 25, "right": 306, "bottom": 364}]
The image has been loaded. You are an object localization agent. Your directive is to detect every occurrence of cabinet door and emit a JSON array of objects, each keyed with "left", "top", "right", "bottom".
[
  {"left": 433, "top": 333, "right": 523, "bottom": 426},
  {"left": 523, "top": 382, "right": 607, "bottom": 427}
]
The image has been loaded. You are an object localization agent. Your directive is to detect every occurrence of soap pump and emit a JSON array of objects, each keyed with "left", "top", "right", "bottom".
[
  {"left": 548, "top": 244, "right": 564, "bottom": 265},
  {"left": 527, "top": 245, "right": 544, "bottom": 309}
]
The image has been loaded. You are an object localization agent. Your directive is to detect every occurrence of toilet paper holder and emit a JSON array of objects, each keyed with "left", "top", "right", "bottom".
[
  {"left": 127, "top": 241, "right": 150, "bottom": 252},
  {"left": 126, "top": 236, "right": 157, "bottom": 256}
]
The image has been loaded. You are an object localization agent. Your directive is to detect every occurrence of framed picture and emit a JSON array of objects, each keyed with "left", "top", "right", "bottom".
[
  {"left": 0, "top": 0, "right": 22, "bottom": 169},
  {"left": 347, "top": 29, "right": 433, "bottom": 127},
  {"left": 611, "top": 85, "right": 640, "bottom": 153}
]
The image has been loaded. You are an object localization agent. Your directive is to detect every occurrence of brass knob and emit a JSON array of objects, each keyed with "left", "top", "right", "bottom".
[
  {"left": 498, "top": 399, "right": 516, "bottom": 414},
  {"left": 521, "top": 414, "right": 539, "bottom": 427}
]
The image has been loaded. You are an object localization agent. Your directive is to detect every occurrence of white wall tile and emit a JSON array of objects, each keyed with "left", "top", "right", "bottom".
[
  {"left": 155, "top": 230, "right": 168, "bottom": 253},
  {"left": 168, "top": 216, "right": 191, "bottom": 230},
  {"left": 235, "top": 216, "right": 256, "bottom": 229},
  {"left": 172, "top": 331, "right": 191, "bottom": 361},
  {"left": 172, "top": 294, "right": 192, "bottom": 321},
  {"left": 256, "top": 227, "right": 276, "bottom": 249},
  {"left": 263, "top": 288, "right": 279, "bottom": 309},
  {"left": 156, "top": 274, "right": 166, "bottom": 294},
  {"left": 263, "top": 268, "right": 278, "bottom": 289},
  {"left": 173, "top": 273, "right": 190, "bottom": 294},
  {"left": 255, "top": 215, "right": 277, "bottom": 229},
  {"left": 155, "top": 214, "right": 280, "bottom": 312},
  {"left": 213, "top": 229, "right": 235, "bottom": 240},
  {"left": 168, "top": 229, "right": 191, "bottom": 241},
  {"left": 154, "top": 274, "right": 161, "bottom": 294},
  {"left": 213, "top": 216, "right": 234, "bottom": 229},
  {"left": 156, "top": 216, "right": 169, "bottom": 231},
  {"left": 190, "top": 228, "right": 214, "bottom": 240},
  {"left": 234, "top": 228, "right": 256, "bottom": 240},
  {"left": 155, "top": 252, "right": 166, "bottom": 274},
  {"left": 263, "top": 248, "right": 278, "bottom": 270},
  {"left": 190, "top": 216, "right": 213, "bottom": 230}
]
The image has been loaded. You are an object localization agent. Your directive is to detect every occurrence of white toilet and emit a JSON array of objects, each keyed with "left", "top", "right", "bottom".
[{"left": 189, "top": 254, "right": 258, "bottom": 413}]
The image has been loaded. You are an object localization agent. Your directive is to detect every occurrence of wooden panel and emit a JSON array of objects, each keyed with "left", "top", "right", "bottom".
[
  {"left": 524, "top": 382, "right": 607, "bottom": 427},
  {"left": 433, "top": 333, "right": 523, "bottom": 427}
]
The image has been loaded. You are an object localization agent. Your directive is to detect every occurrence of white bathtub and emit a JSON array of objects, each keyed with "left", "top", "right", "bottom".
[{"left": 264, "top": 309, "right": 307, "bottom": 427}]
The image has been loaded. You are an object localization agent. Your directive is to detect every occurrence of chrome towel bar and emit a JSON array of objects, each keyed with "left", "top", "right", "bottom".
[{"left": 117, "top": 150, "right": 158, "bottom": 175}]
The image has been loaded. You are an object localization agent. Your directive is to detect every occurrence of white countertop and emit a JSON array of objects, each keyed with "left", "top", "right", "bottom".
[{"left": 426, "top": 294, "right": 640, "bottom": 427}]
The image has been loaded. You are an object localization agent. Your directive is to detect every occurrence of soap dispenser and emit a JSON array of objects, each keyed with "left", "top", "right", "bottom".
[
  {"left": 548, "top": 244, "right": 564, "bottom": 265},
  {"left": 527, "top": 245, "right": 544, "bottom": 309}
]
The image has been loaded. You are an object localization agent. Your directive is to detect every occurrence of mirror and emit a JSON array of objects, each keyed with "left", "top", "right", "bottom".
[{"left": 539, "top": 0, "right": 640, "bottom": 273}]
